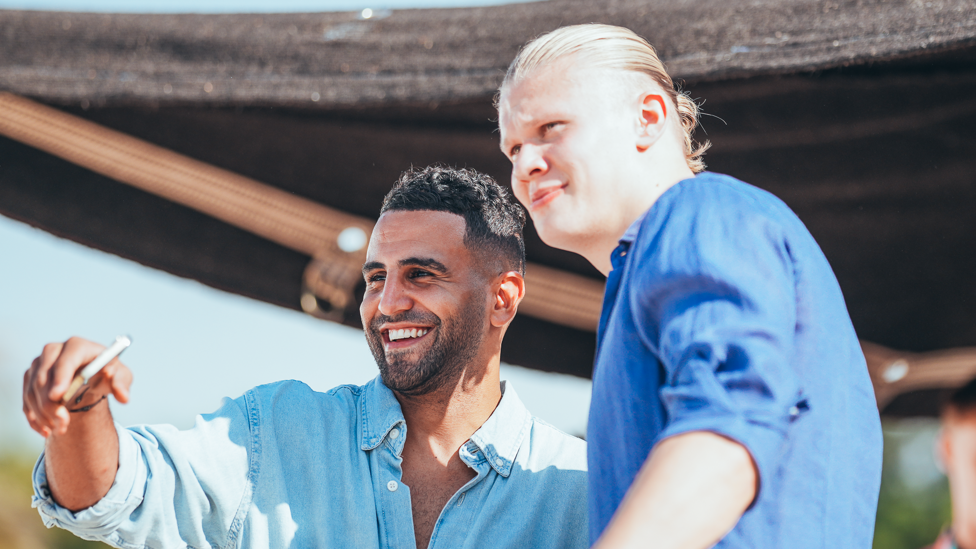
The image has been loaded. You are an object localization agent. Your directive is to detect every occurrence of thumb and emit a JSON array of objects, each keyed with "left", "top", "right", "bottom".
[{"left": 105, "top": 360, "right": 133, "bottom": 404}]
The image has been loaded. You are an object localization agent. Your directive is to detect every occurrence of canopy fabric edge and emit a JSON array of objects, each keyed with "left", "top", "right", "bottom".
[{"left": 2, "top": 0, "right": 974, "bottom": 109}]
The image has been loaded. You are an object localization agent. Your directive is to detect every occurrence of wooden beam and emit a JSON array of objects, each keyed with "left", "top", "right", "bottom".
[
  {"left": 863, "top": 341, "right": 976, "bottom": 411},
  {"left": 0, "top": 92, "right": 605, "bottom": 331}
]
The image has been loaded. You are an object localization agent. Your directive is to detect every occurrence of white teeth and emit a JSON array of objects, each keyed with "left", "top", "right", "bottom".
[{"left": 388, "top": 328, "right": 429, "bottom": 341}]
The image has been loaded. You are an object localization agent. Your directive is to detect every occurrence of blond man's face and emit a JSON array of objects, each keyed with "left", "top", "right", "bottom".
[{"left": 497, "top": 63, "right": 647, "bottom": 254}]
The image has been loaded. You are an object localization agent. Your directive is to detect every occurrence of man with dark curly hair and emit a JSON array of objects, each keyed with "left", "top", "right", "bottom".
[{"left": 24, "top": 166, "right": 588, "bottom": 549}]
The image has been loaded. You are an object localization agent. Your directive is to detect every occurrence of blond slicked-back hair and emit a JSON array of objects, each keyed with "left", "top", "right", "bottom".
[{"left": 500, "top": 24, "right": 709, "bottom": 173}]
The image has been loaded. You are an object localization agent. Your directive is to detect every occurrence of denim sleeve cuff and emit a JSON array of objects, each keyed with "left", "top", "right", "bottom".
[
  {"left": 657, "top": 413, "right": 786, "bottom": 506},
  {"left": 32, "top": 422, "right": 146, "bottom": 539}
]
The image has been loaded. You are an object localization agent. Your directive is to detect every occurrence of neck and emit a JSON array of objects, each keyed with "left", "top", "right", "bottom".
[
  {"left": 582, "top": 156, "right": 695, "bottom": 276},
  {"left": 394, "top": 353, "right": 502, "bottom": 452}
]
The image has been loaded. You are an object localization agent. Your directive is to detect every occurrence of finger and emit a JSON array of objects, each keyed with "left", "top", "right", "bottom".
[
  {"left": 23, "top": 365, "right": 32, "bottom": 403},
  {"left": 32, "top": 341, "right": 79, "bottom": 430},
  {"left": 24, "top": 405, "right": 53, "bottom": 438},
  {"left": 28, "top": 353, "right": 60, "bottom": 430},
  {"left": 31, "top": 382, "right": 62, "bottom": 432},
  {"left": 54, "top": 406, "right": 71, "bottom": 436},
  {"left": 32, "top": 343, "right": 64, "bottom": 417},
  {"left": 23, "top": 370, "right": 50, "bottom": 436},
  {"left": 24, "top": 408, "right": 44, "bottom": 436},
  {"left": 96, "top": 359, "right": 131, "bottom": 403},
  {"left": 24, "top": 366, "right": 48, "bottom": 433},
  {"left": 32, "top": 343, "right": 63, "bottom": 398},
  {"left": 48, "top": 337, "right": 105, "bottom": 403},
  {"left": 23, "top": 366, "right": 41, "bottom": 421},
  {"left": 109, "top": 361, "right": 133, "bottom": 404},
  {"left": 26, "top": 390, "right": 54, "bottom": 436}
]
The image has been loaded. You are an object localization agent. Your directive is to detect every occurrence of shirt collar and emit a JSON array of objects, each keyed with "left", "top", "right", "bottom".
[
  {"left": 359, "top": 376, "right": 531, "bottom": 478},
  {"left": 468, "top": 380, "right": 531, "bottom": 478},
  {"left": 619, "top": 175, "right": 700, "bottom": 246},
  {"left": 619, "top": 207, "right": 651, "bottom": 246},
  {"left": 360, "top": 376, "right": 407, "bottom": 453}
]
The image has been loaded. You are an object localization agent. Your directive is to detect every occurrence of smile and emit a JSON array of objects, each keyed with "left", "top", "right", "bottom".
[
  {"left": 529, "top": 184, "right": 566, "bottom": 210},
  {"left": 382, "top": 326, "right": 432, "bottom": 350},
  {"left": 388, "top": 328, "right": 429, "bottom": 341}
]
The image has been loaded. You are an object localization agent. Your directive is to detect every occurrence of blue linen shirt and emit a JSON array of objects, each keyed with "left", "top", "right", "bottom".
[
  {"left": 33, "top": 376, "right": 588, "bottom": 548},
  {"left": 588, "top": 172, "right": 882, "bottom": 547}
]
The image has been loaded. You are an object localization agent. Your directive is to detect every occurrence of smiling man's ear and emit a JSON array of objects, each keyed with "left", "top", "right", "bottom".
[
  {"left": 635, "top": 93, "right": 669, "bottom": 152},
  {"left": 490, "top": 271, "right": 526, "bottom": 328}
]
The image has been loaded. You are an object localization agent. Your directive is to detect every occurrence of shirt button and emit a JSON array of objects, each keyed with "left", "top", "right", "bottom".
[
  {"left": 389, "top": 428, "right": 400, "bottom": 439},
  {"left": 387, "top": 480, "right": 398, "bottom": 492},
  {"left": 495, "top": 458, "right": 504, "bottom": 467}
]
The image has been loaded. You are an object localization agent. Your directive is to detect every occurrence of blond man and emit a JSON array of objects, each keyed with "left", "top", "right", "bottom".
[{"left": 497, "top": 24, "right": 882, "bottom": 549}]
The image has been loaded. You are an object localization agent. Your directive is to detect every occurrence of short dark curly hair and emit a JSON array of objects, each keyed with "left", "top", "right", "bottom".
[{"left": 381, "top": 166, "right": 526, "bottom": 275}]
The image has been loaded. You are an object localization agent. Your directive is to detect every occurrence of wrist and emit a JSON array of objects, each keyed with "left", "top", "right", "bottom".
[
  {"left": 63, "top": 375, "right": 112, "bottom": 408},
  {"left": 67, "top": 394, "right": 107, "bottom": 413}
]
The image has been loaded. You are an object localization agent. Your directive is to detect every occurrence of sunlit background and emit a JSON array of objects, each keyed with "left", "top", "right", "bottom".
[{"left": 0, "top": 1, "right": 955, "bottom": 548}]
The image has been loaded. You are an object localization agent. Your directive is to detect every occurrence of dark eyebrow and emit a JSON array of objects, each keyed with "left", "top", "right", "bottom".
[
  {"left": 399, "top": 257, "right": 448, "bottom": 273},
  {"left": 362, "top": 261, "right": 385, "bottom": 275},
  {"left": 361, "top": 258, "right": 448, "bottom": 275}
]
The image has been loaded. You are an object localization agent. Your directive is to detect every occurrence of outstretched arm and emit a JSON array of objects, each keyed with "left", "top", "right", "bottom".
[
  {"left": 22, "top": 337, "right": 132, "bottom": 511},
  {"left": 592, "top": 431, "right": 757, "bottom": 549}
]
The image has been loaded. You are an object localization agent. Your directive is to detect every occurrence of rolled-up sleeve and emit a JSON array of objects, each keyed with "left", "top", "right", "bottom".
[
  {"left": 32, "top": 396, "right": 254, "bottom": 548},
  {"left": 32, "top": 422, "right": 146, "bottom": 540},
  {"left": 633, "top": 200, "right": 803, "bottom": 500}
]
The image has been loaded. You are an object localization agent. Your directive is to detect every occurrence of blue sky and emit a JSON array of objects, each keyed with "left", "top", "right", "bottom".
[
  {"left": 0, "top": 215, "right": 590, "bottom": 455},
  {"left": 0, "top": 0, "right": 538, "bottom": 13}
]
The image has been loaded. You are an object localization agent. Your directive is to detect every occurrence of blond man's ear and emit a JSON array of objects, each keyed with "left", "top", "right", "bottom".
[{"left": 635, "top": 93, "right": 669, "bottom": 152}]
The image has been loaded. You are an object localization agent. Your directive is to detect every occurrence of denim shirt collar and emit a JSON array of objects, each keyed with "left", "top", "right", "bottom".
[
  {"left": 468, "top": 381, "right": 531, "bottom": 477},
  {"left": 360, "top": 377, "right": 408, "bottom": 453},
  {"left": 608, "top": 207, "right": 651, "bottom": 274},
  {"left": 360, "top": 376, "right": 531, "bottom": 478},
  {"left": 620, "top": 207, "right": 650, "bottom": 246}
]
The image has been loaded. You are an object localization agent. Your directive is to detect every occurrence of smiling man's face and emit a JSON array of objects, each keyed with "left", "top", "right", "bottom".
[{"left": 360, "top": 210, "right": 489, "bottom": 396}]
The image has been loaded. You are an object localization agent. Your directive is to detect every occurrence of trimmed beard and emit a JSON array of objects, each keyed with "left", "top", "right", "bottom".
[{"left": 365, "top": 291, "right": 486, "bottom": 396}]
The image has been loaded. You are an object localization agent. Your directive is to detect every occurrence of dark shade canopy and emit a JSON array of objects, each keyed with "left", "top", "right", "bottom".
[
  {"left": 2, "top": 1, "right": 975, "bottom": 413},
  {"left": 2, "top": 0, "right": 975, "bottom": 107}
]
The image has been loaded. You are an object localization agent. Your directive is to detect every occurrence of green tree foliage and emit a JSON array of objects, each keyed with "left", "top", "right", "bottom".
[
  {"left": 874, "top": 419, "right": 952, "bottom": 549},
  {"left": 0, "top": 455, "right": 110, "bottom": 549}
]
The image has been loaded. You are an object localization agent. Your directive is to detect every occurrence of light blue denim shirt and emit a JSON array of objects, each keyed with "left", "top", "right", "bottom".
[{"left": 32, "top": 377, "right": 588, "bottom": 548}]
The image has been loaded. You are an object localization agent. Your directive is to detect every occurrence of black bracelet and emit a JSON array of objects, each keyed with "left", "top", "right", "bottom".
[
  {"left": 70, "top": 384, "right": 91, "bottom": 406},
  {"left": 67, "top": 394, "right": 106, "bottom": 413}
]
